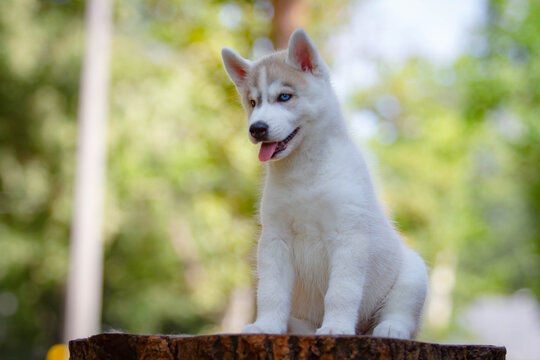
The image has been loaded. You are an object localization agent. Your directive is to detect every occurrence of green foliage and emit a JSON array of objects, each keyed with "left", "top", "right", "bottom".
[
  {"left": 0, "top": 0, "right": 83, "bottom": 358},
  {"left": 0, "top": 0, "right": 265, "bottom": 358}
]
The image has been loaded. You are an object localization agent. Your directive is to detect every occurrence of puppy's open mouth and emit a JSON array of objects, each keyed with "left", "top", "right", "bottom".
[{"left": 258, "top": 127, "right": 300, "bottom": 162}]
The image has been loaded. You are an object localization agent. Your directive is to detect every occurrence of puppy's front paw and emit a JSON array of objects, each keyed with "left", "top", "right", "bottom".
[
  {"left": 242, "top": 322, "right": 285, "bottom": 334},
  {"left": 372, "top": 320, "right": 411, "bottom": 339},
  {"left": 242, "top": 323, "right": 264, "bottom": 334},
  {"left": 316, "top": 326, "right": 354, "bottom": 336}
]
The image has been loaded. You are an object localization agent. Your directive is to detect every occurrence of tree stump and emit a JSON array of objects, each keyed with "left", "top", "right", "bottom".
[{"left": 69, "top": 333, "right": 505, "bottom": 360}]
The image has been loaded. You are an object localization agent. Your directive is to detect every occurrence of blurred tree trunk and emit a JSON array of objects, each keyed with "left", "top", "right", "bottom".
[
  {"left": 64, "top": 0, "right": 112, "bottom": 343},
  {"left": 272, "top": 0, "right": 307, "bottom": 49}
]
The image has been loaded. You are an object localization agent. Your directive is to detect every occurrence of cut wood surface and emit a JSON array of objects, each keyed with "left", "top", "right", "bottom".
[{"left": 69, "top": 333, "right": 506, "bottom": 360}]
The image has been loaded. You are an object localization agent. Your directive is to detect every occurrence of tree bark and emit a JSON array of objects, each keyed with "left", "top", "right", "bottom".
[{"left": 69, "top": 333, "right": 506, "bottom": 359}]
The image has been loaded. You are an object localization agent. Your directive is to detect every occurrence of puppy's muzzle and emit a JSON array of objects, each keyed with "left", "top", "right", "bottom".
[{"left": 250, "top": 121, "right": 269, "bottom": 141}]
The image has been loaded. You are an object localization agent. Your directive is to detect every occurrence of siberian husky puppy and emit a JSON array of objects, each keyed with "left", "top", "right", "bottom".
[{"left": 221, "top": 28, "right": 427, "bottom": 339}]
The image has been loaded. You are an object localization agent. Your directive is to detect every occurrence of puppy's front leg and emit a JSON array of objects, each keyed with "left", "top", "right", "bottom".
[
  {"left": 242, "top": 233, "right": 294, "bottom": 334},
  {"left": 316, "top": 240, "right": 366, "bottom": 335}
]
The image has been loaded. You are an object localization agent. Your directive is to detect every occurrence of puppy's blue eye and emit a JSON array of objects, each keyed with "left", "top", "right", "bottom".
[{"left": 278, "top": 93, "right": 292, "bottom": 102}]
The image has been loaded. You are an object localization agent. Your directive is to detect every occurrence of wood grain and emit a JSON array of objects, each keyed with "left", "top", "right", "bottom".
[{"left": 69, "top": 333, "right": 506, "bottom": 360}]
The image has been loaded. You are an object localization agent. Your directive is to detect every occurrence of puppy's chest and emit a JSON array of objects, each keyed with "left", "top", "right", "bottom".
[
  {"left": 263, "top": 178, "right": 342, "bottom": 285},
  {"left": 275, "top": 194, "right": 332, "bottom": 286},
  {"left": 289, "top": 219, "right": 329, "bottom": 288},
  {"left": 269, "top": 181, "right": 337, "bottom": 231}
]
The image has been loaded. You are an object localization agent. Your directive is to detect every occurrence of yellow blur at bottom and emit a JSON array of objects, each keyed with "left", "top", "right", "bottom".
[{"left": 46, "top": 344, "right": 68, "bottom": 360}]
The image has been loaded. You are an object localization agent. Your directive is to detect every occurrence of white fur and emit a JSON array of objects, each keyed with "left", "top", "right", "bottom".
[{"left": 222, "top": 29, "right": 428, "bottom": 339}]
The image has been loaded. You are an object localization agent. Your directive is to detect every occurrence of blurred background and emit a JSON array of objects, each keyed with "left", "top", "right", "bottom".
[{"left": 0, "top": 0, "right": 539, "bottom": 359}]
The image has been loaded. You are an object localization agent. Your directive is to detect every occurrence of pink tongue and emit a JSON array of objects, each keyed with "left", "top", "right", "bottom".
[{"left": 259, "top": 142, "right": 278, "bottom": 162}]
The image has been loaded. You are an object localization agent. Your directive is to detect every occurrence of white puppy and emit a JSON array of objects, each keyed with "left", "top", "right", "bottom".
[{"left": 221, "top": 28, "right": 427, "bottom": 339}]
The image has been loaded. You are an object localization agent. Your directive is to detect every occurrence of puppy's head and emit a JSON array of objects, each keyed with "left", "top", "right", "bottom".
[{"left": 222, "top": 28, "right": 330, "bottom": 162}]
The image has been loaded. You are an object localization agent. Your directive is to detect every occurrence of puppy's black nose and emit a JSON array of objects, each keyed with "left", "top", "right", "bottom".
[{"left": 249, "top": 121, "right": 269, "bottom": 141}]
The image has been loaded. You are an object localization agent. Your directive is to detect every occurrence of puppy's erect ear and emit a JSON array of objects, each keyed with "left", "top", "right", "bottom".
[
  {"left": 286, "top": 28, "right": 324, "bottom": 74},
  {"left": 221, "top": 47, "right": 251, "bottom": 88}
]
